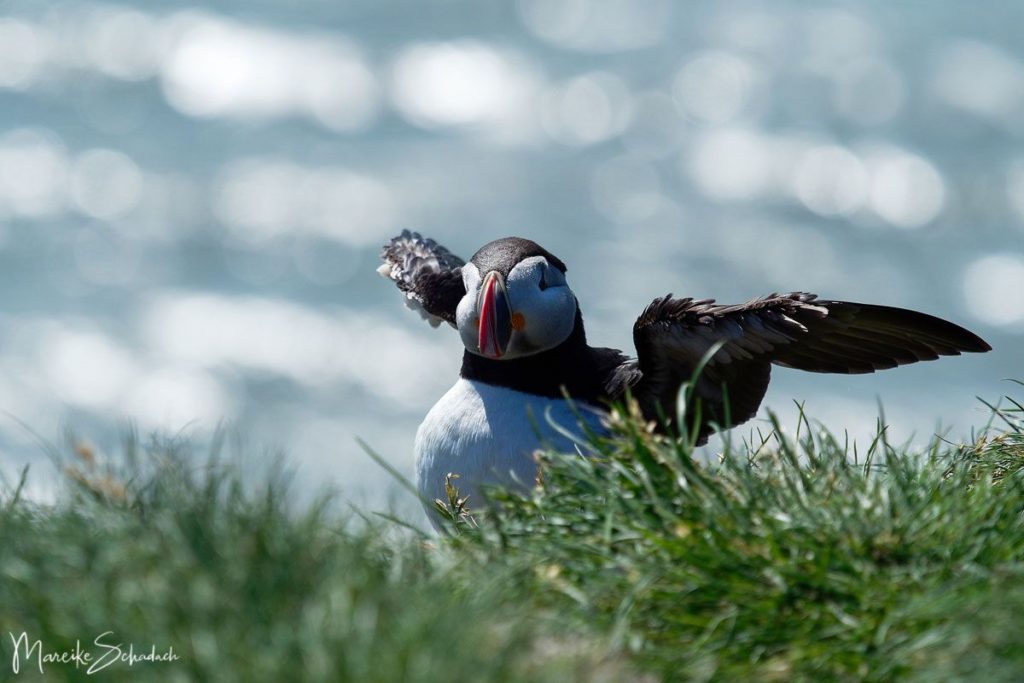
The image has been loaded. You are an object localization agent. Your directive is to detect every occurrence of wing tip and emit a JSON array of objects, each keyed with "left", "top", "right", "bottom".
[
  {"left": 961, "top": 335, "right": 993, "bottom": 354},
  {"left": 834, "top": 302, "right": 993, "bottom": 356},
  {"left": 931, "top": 321, "right": 992, "bottom": 355}
]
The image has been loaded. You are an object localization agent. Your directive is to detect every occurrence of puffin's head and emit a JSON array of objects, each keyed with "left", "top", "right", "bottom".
[{"left": 456, "top": 237, "right": 577, "bottom": 360}]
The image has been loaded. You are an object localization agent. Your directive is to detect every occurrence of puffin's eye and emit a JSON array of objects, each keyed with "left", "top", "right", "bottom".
[{"left": 538, "top": 268, "right": 550, "bottom": 291}]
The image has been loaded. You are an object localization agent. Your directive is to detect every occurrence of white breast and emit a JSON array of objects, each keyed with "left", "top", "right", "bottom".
[{"left": 414, "top": 379, "right": 607, "bottom": 527}]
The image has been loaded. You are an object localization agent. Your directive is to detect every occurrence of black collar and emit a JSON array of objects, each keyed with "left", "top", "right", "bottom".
[{"left": 459, "top": 309, "right": 608, "bottom": 403}]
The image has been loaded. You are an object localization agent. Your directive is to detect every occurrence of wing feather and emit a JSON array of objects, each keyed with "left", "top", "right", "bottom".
[
  {"left": 631, "top": 292, "right": 990, "bottom": 442},
  {"left": 379, "top": 230, "right": 466, "bottom": 328}
]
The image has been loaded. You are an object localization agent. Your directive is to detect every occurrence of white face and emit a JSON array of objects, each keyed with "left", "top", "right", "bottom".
[{"left": 456, "top": 256, "right": 578, "bottom": 360}]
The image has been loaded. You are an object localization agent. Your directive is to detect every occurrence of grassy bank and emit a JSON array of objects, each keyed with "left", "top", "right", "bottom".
[{"left": 1, "top": 392, "right": 1023, "bottom": 682}]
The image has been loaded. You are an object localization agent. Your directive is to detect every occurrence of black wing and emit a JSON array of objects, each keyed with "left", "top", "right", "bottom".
[
  {"left": 378, "top": 230, "right": 466, "bottom": 328},
  {"left": 630, "top": 292, "right": 991, "bottom": 443}
]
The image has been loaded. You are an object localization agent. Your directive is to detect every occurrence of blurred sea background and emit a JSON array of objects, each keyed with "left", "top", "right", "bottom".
[{"left": 0, "top": 0, "right": 1020, "bottom": 521}]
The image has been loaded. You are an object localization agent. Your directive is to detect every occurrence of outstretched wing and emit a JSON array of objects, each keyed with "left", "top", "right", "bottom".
[
  {"left": 631, "top": 292, "right": 991, "bottom": 443},
  {"left": 378, "top": 230, "right": 466, "bottom": 328}
]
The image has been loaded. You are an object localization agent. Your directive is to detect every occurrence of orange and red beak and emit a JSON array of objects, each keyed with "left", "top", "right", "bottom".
[{"left": 477, "top": 270, "right": 513, "bottom": 359}]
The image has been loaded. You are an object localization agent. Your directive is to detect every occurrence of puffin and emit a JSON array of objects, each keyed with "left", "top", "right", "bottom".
[{"left": 379, "top": 230, "right": 991, "bottom": 526}]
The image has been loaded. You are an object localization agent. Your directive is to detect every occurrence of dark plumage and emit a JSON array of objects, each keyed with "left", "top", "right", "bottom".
[
  {"left": 470, "top": 236, "right": 567, "bottom": 276},
  {"left": 626, "top": 292, "right": 990, "bottom": 442},
  {"left": 381, "top": 232, "right": 992, "bottom": 444},
  {"left": 378, "top": 230, "right": 465, "bottom": 327}
]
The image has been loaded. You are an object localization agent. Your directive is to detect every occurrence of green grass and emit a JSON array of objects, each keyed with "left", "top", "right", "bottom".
[{"left": 1, "top": 389, "right": 1023, "bottom": 682}]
